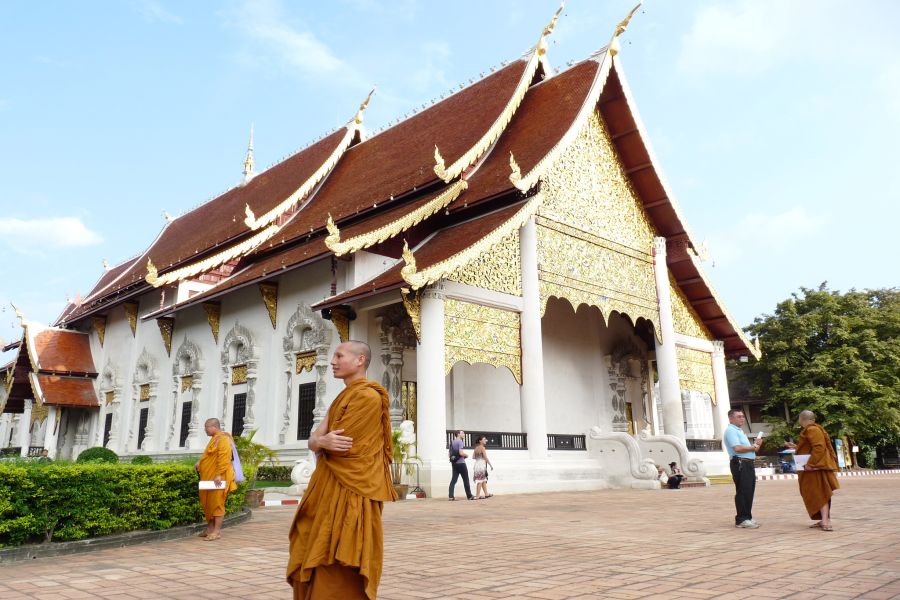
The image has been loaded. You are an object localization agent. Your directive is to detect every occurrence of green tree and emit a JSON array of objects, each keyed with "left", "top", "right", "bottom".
[{"left": 738, "top": 284, "right": 900, "bottom": 456}]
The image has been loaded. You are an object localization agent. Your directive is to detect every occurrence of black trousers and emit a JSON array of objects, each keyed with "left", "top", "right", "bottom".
[
  {"left": 449, "top": 462, "right": 473, "bottom": 499},
  {"left": 730, "top": 457, "right": 756, "bottom": 524}
]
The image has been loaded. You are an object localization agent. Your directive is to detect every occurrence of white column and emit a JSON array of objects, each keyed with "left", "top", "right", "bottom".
[
  {"left": 19, "top": 400, "right": 33, "bottom": 457},
  {"left": 0, "top": 414, "right": 10, "bottom": 449},
  {"left": 520, "top": 218, "right": 548, "bottom": 458},
  {"left": 416, "top": 285, "right": 448, "bottom": 467},
  {"left": 711, "top": 341, "right": 732, "bottom": 443},
  {"left": 43, "top": 406, "right": 59, "bottom": 458},
  {"left": 653, "top": 237, "right": 684, "bottom": 440}
]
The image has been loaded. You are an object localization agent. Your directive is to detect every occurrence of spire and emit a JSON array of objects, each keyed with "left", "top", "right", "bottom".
[
  {"left": 608, "top": 3, "right": 642, "bottom": 57},
  {"left": 242, "top": 124, "right": 255, "bottom": 183}
]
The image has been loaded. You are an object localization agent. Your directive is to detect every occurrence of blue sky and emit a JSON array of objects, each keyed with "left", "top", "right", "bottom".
[{"left": 1, "top": 0, "right": 898, "bottom": 352}]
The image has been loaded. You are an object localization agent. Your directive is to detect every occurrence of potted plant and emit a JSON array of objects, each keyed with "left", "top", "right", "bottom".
[
  {"left": 391, "top": 420, "right": 421, "bottom": 500},
  {"left": 233, "top": 429, "right": 278, "bottom": 508}
]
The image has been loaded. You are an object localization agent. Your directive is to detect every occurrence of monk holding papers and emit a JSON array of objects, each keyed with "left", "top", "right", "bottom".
[
  {"left": 785, "top": 410, "right": 839, "bottom": 531},
  {"left": 195, "top": 418, "right": 237, "bottom": 541},
  {"left": 287, "top": 341, "right": 397, "bottom": 599}
]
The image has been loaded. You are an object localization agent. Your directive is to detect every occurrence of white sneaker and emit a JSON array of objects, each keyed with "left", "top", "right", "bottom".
[{"left": 736, "top": 520, "right": 760, "bottom": 529}]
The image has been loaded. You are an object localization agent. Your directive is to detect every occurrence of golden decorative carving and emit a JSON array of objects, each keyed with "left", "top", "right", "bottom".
[
  {"left": 432, "top": 3, "right": 562, "bottom": 183},
  {"left": 146, "top": 224, "right": 279, "bottom": 287},
  {"left": 669, "top": 275, "right": 713, "bottom": 341},
  {"left": 325, "top": 180, "right": 468, "bottom": 256},
  {"left": 400, "top": 288, "right": 421, "bottom": 343},
  {"left": 92, "top": 316, "right": 107, "bottom": 347},
  {"left": 676, "top": 346, "right": 716, "bottom": 405},
  {"left": 258, "top": 282, "right": 278, "bottom": 329},
  {"left": 30, "top": 401, "right": 49, "bottom": 426},
  {"left": 124, "top": 302, "right": 139, "bottom": 337},
  {"left": 231, "top": 364, "right": 248, "bottom": 385},
  {"left": 509, "top": 152, "right": 522, "bottom": 182},
  {"left": 331, "top": 310, "right": 350, "bottom": 343},
  {"left": 139, "top": 383, "right": 151, "bottom": 401},
  {"left": 446, "top": 231, "right": 522, "bottom": 296},
  {"left": 295, "top": 351, "right": 316, "bottom": 374},
  {"left": 156, "top": 317, "right": 175, "bottom": 356},
  {"left": 202, "top": 301, "right": 221, "bottom": 344},
  {"left": 181, "top": 375, "right": 193, "bottom": 393},
  {"left": 105, "top": 391, "right": 115, "bottom": 406},
  {"left": 444, "top": 298, "right": 521, "bottom": 384},
  {"left": 245, "top": 89, "right": 373, "bottom": 231},
  {"left": 402, "top": 194, "right": 542, "bottom": 291},
  {"left": 146, "top": 259, "right": 159, "bottom": 285},
  {"left": 608, "top": 3, "right": 641, "bottom": 57}
]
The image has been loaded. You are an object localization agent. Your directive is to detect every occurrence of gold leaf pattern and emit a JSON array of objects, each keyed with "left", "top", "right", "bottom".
[
  {"left": 444, "top": 298, "right": 521, "bottom": 384},
  {"left": 139, "top": 384, "right": 151, "bottom": 401},
  {"left": 446, "top": 231, "right": 522, "bottom": 296},
  {"left": 295, "top": 351, "right": 316, "bottom": 374},
  {"left": 181, "top": 375, "right": 193, "bottom": 392},
  {"left": 669, "top": 275, "right": 713, "bottom": 341},
  {"left": 676, "top": 346, "right": 717, "bottom": 405},
  {"left": 232, "top": 364, "right": 248, "bottom": 385}
]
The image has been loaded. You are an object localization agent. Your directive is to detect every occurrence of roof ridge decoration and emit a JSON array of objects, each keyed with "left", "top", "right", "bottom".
[
  {"left": 432, "top": 2, "right": 564, "bottom": 183},
  {"left": 509, "top": 2, "right": 641, "bottom": 192},
  {"left": 400, "top": 193, "right": 543, "bottom": 290},
  {"left": 243, "top": 87, "right": 376, "bottom": 231},
  {"left": 324, "top": 179, "right": 469, "bottom": 257},
  {"left": 145, "top": 223, "right": 280, "bottom": 287}
]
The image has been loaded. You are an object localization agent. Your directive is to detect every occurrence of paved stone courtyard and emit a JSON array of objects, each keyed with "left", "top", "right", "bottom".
[{"left": 2, "top": 477, "right": 899, "bottom": 599}]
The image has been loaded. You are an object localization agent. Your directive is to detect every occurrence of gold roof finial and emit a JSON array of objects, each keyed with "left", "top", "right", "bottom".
[
  {"left": 354, "top": 87, "right": 376, "bottom": 125},
  {"left": 537, "top": 2, "right": 565, "bottom": 57},
  {"left": 242, "top": 124, "right": 256, "bottom": 183},
  {"left": 400, "top": 240, "right": 418, "bottom": 281},
  {"left": 10, "top": 302, "right": 24, "bottom": 325},
  {"left": 608, "top": 2, "right": 642, "bottom": 57},
  {"left": 145, "top": 258, "right": 159, "bottom": 285}
]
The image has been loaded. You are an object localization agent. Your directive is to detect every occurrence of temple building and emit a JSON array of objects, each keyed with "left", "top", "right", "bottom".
[{"left": 1, "top": 7, "right": 759, "bottom": 496}]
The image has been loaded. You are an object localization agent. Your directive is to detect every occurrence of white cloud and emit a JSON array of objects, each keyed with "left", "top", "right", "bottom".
[
  {"left": 221, "top": 0, "right": 349, "bottom": 78},
  {"left": 708, "top": 207, "right": 826, "bottom": 266},
  {"left": 135, "top": 0, "right": 183, "bottom": 25},
  {"left": 0, "top": 217, "right": 103, "bottom": 252}
]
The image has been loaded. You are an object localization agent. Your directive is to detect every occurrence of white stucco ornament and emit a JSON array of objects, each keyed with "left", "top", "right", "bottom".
[
  {"left": 287, "top": 458, "right": 314, "bottom": 497},
  {"left": 398, "top": 420, "right": 416, "bottom": 446}
]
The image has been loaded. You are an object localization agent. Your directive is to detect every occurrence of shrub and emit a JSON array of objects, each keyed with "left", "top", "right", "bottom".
[
  {"left": 0, "top": 462, "right": 243, "bottom": 547},
  {"left": 131, "top": 455, "right": 153, "bottom": 465},
  {"left": 76, "top": 447, "right": 118, "bottom": 464},
  {"left": 257, "top": 465, "right": 292, "bottom": 481}
]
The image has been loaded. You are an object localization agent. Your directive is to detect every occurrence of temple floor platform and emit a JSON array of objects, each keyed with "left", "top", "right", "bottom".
[{"left": 2, "top": 477, "right": 899, "bottom": 599}]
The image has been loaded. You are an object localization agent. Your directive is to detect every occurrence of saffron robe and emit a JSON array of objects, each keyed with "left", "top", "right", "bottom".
[
  {"left": 796, "top": 423, "right": 839, "bottom": 519},
  {"left": 287, "top": 379, "right": 398, "bottom": 600},
  {"left": 198, "top": 431, "right": 237, "bottom": 521}
]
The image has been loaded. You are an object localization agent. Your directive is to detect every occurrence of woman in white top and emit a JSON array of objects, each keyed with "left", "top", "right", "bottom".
[{"left": 472, "top": 435, "right": 494, "bottom": 499}]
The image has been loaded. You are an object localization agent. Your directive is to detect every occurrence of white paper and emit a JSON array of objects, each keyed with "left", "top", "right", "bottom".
[
  {"left": 198, "top": 480, "right": 226, "bottom": 490},
  {"left": 756, "top": 431, "right": 764, "bottom": 440},
  {"left": 793, "top": 454, "right": 811, "bottom": 470}
]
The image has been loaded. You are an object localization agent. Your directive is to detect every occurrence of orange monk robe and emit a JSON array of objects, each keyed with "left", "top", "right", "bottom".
[
  {"left": 796, "top": 423, "right": 839, "bottom": 519},
  {"left": 287, "top": 379, "right": 398, "bottom": 600},
  {"left": 198, "top": 431, "right": 237, "bottom": 521}
]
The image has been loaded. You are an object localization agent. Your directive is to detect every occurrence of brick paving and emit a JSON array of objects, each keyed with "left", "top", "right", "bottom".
[{"left": 1, "top": 477, "right": 899, "bottom": 599}]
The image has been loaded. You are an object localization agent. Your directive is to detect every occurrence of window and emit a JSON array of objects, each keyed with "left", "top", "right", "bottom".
[
  {"left": 103, "top": 413, "right": 113, "bottom": 448},
  {"left": 232, "top": 393, "right": 247, "bottom": 437},
  {"left": 179, "top": 402, "right": 192, "bottom": 447},
  {"left": 137, "top": 407, "right": 148, "bottom": 449},
  {"left": 297, "top": 383, "right": 316, "bottom": 440}
]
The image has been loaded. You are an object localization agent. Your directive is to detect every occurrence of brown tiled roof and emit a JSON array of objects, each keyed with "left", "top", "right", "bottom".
[
  {"left": 34, "top": 375, "right": 99, "bottom": 408},
  {"left": 32, "top": 329, "right": 97, "bottom": 374}
]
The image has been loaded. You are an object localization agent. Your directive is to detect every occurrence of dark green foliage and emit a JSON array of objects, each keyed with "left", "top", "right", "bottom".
[
  {"left": 738, "top": 284, "right": 900, "bottom": 457},
  {"left": 0, "top": 462, "right": 241, "bottom": 547},
  {"left": 256, "top": 465, "right": 292, "bottom": 481},
  {"left": 76, "top": 447, "right": 119, "bottom": 464},
  {"left": 131, "top": 455, "right": 153, "bottom": 465}
]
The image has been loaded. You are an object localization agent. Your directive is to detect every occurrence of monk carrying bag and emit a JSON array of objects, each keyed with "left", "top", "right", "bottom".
[{"left": 230, "top": 438, "right": 246, "bottom": 483}]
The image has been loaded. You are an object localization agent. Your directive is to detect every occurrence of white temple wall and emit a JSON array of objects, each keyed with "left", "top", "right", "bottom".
[{"left": 445, "top": 362, "right": 521, "bottom": 433}]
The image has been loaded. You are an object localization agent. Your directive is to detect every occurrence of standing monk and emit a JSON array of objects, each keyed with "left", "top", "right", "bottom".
[
  {"left": 785, "top": 410, "right": 839, "bottom": 531},
  {"left": 287, "top": 341, "right": 397, "bottom": 599},
  {"left": 195, "top": 418, "right": 236, "bottom": 541}
]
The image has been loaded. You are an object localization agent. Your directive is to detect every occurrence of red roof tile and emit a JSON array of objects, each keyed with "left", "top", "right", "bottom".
[
  {"left": 32, "top": 329, "right": 97, "bottom": 374},
  {"left": 35, "top": 375, "right": 99, "bottom": 408}
]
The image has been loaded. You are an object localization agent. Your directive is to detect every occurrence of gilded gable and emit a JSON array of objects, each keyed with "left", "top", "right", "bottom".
[{"left": 669, "top": 275, "right": 714, "bottom": 341}]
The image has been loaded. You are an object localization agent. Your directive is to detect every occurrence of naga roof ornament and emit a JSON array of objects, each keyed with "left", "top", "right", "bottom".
[{"left": 432, "top": 2, "right": 565, "bottom": 184}]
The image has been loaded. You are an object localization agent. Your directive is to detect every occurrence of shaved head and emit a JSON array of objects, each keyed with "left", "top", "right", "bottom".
[
  {"left": 345, "top": 340, "right": 371, "bottom": 368},
  {"left": 331, "top": 340, "right": 372, "bottom": 382},
  {"left": 205, "top": 418, "right": 221, "bottom": 428},
  {"left": 799, "top": 410, "right": 816, "bottom": 423}
]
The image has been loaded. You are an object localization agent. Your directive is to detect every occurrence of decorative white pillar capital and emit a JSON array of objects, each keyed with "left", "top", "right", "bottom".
[
  {"left": 653, "top": 236, "right": 668, "bottom": 258},
  {"left": 711, "top": 340, "right": 725, "bottom": 359}
]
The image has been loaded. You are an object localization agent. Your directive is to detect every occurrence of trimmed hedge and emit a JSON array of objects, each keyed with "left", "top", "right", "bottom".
[
  {"left": 257, "top": 465, "right": 292, "bottom": 481},
  {"left": 76, "top": 447, "right": 118, "bottom": 464},
  {"left": 131, "top": 455, "right": 153, "bottom": 465},
  {"left": 0, "top": 463, "right": 246, "bottom": 547}
]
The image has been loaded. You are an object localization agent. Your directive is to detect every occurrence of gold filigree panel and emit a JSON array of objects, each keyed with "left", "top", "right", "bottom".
[
  {"left": 258, "top": 283, "right": 278, "bottom": 330},
  {"left": 157, "top": 318, "right": 174, "bottom": 356},
  {"left": 676, "top": 346, "right": 716, "bottom": 406},
  {"left": 669, "top": 275, "right": 714, "bottom": 341},
  {"left": 30, "top": 401, "right": 49, "bottom": 426},
  {"left": 446, "top": 231, "right": 522, "bottom": 296},
  {"left": 444, "top": 298, "right": 521, "bottom": 384},
  {"left": 124, "top": 302, "right": 138, "bottom": 337},
  {"left": 181, "top": 375, "right": 193, "bottom": 392},
  {"left": 105, "top": 391, "right": 114, "bottom": 406},
  {"left": 139, "top": 384, "right": 150, "bottom": 401},
  {"left": 296, "top": 351, "right": 316, "bottom": 374},
  {"left": 92, "top": 316, "right": 107, "bottom": 347},
  {"left": 539, "top": 112, "right": 657, "bottom": 253},
  {"left": 536, "top": 221, "right": 660, "bottom": 339},
  {"left": 232, "top": 364, "right": 248, "bottom": 385},
  {"left": 203, "top": 302, "right": 221, "bottom": 344}
]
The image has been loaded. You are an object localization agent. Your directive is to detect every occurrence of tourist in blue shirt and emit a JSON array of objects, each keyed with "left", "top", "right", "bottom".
[{"left": 724, "top": 409, "right": 763, "bottom": 528}]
